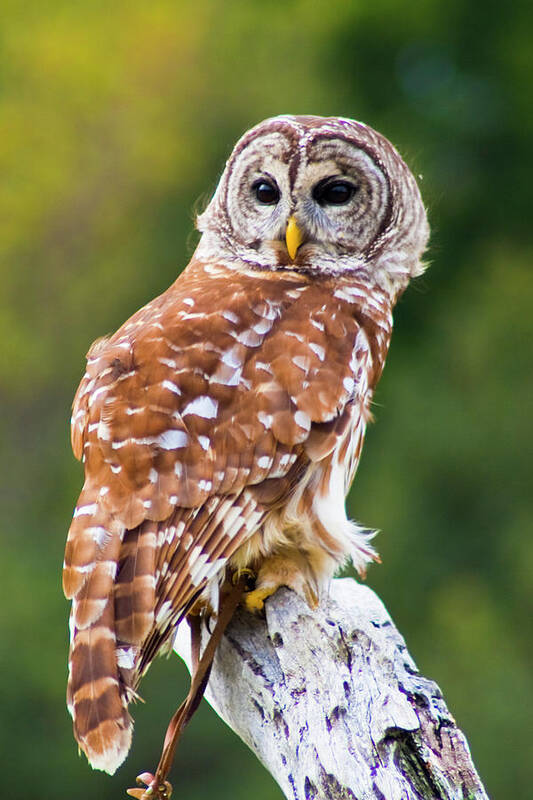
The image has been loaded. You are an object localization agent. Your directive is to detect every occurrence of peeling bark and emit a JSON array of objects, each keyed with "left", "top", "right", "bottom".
[{"left": 174, "top": 578, "right": 488, "bottom": 800}]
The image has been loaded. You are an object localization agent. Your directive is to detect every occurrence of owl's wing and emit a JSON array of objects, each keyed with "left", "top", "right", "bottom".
[
  {"left": 64, "top": 262, "right": 377, "bottom": 772},
  {"left": 65, "top": 264, "right": 370, "bottom": 598},
  {"left": 65, "top": 264, "right": 373, "bottom": 628}
]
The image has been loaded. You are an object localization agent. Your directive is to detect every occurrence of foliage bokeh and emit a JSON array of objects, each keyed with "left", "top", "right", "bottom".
[{"left": 1, "top": 2, "right": 531, "bottom": 797}]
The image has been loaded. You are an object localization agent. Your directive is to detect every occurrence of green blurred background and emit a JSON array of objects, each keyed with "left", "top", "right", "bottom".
[{"left": 1, "top": 1, "right": 532, "bottom": 797}]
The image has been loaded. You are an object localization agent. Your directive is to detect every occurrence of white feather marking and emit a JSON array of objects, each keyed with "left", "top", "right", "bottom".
[
  {"left": 180, "top": 312, "right": 204, "bottom": 320},
  {"left": 116, "top": 646, "right": 136, "bottom": 670},
  {"left": 87, "top": 526, "right": 109, "bottom": 548},
  {"left": 343, "top": 376, "right": 355, "bottom": 394},
  {"left": 279, "top": 453, "right": 296, "bottom": 468},
  {"left": 253, "top": 301, "right": 278, "bottom": 320},
  {"left": 286, "top": 288, "right": 305, "bottom": 299},
  {"left": 69, "top": 562, "right": 94, "bottom": 575},
  {"left": 292, "top": 355, "right": 310, "bottom": 372},
  {"left": 295, "top": 410, "right": 311, "bottom": 431},
  {"left": 221, "top": 345, "right": 243, "bottom": 368},
  {"left": 235, "top": 329, "right": 262, "bottom": 347},
  {"left": 98, "top": 560, "right": 118, "bottom": 579},
  {"left": 157, "top": 430, "right": 189, "bottom": 449},
  {"left": 310, "top": 319, "right": 325, "bottom": 331},
  {"left": 98, "top": 421, "right": 112, "bottom": 441},
  {"left": 334, "top": 287, "right": 364, "bottom": 303},
  {"left": 159, "top": 357, "right": 177, "bottom": 369},
  {"left": 365, "top": 295, "right": 385, "bottom": 312},
  {"left": 188, "top": 548, "right": 208, "bottom": 586},
  {"left": 309, "top": 343, "right": 326, "bottom": 361},
  {"left": 258, "top": 411, "right": 273, "bottom": 429},
  {"left": 156, "top": 600, "right": 173, "bottom": 626},
  {"left": 285, "top": 330, "right": 306, "bottom": 343},
  {"left": 182, "top": 396, "right": 218, "bottom": 419},
  {"left": 204, "top": 557, "right": 227, "bottom": 582},
  {"left": 211, "top": 364, "right": 241, "bottom": 386},
  {"left": 219, "top": 505, "right": 243, "bottom": 536},
  {"left": 111, "top": 438, "right": 129, "bottom": 449},
  {"left": 73, "top": 503, "right": 97, "bottom": 518},
  {"left": 252, "top": 318, "right": 273, "bottom": 335},
  {"left": 255, "top": 361, "right": 273, "bottom": 374},
  {"left": 88, "top": 385, "right": 108, "bottom": 405},
  {"left": 161, "top": 379, "right": 181, "bottom": 395}
]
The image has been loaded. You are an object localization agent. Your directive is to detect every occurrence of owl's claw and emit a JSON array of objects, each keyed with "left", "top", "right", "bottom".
[
  {"left": 243, "top": 585, "right": 276, "bottom": 613},
  {"left": 243, "top": 553, "right": 320, "bottom": 613},
  {"left": 232, "top": 567, "right": 256, "bottom": 590},
  {"left": 126, "top": 772, "right": 172, "bottom": 800}
]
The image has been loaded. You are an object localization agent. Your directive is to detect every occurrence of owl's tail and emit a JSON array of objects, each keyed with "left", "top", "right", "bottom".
[
  {"left": 64, "top": 506, "right": 134, "bottom": 775},
  {"left": 67, "top": 595, "right": 133, "bottom": 775},
  {"left": 64, "top": 504, "right": 159, "bottom": 774},
  {"left": 63, "top": 489, "right": 146, "bottom": 776}
]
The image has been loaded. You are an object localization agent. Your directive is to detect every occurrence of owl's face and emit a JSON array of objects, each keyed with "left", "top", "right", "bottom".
[{"left": 197, "top": 116, "right": 428, "bottom": 293}]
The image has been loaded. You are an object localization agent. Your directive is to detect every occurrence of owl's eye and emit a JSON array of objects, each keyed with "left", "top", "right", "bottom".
[
  {"left": 252, "top": 179, "right": 280, "bottom": 205},
  {"left": 313, "top": 179, "right": 357, "bottom": 206}
]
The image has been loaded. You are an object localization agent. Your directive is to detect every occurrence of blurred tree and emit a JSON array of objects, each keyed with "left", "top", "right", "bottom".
[{"left": 1, "top": 1, "right": 531, "bottom": 798}]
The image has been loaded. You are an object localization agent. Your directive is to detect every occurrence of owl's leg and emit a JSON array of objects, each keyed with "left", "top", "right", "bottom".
[{"left": 243, "top": 550, "right": 319, "bottom": 612}]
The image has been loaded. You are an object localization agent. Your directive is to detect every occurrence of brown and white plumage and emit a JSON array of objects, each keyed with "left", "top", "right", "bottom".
[{"left": 63, "top": 115, "right": 429, "bottom": 774}]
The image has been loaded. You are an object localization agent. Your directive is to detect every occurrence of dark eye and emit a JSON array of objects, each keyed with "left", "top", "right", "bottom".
[
  {"left": 313, "top": 179, "right": 357, "bottom": 206},
  {"left": 252, "top": 179, "right": 280, "bottom": 205}
]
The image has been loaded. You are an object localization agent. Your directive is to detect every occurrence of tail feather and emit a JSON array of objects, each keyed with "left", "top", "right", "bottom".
[
  {"left": 67, "top": 599, "right": 132, "bottom": 774},
  {"left": 66, "top": 519, "right": 160, "bottom": 773}
]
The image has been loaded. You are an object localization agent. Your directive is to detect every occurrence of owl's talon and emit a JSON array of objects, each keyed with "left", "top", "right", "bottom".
[
  {"left": 127, "top": 773, "right": 172, "bottom": 800},
  {"left": 243, "top": 552, "right": 321, "bottom": 613},
  {"left": 304, "top": 585, "right": 319, "bottom": 609},
  {"left": 243, "top": 586, "right": 277, "bottom": 613},
  {"left": 232, "top": 567, "right": 256, "bottom": 590}
]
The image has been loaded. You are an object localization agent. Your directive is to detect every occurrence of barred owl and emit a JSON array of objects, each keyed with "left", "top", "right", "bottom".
[{"left": 63, "top": 115, "right": 429, "bottom": 774}]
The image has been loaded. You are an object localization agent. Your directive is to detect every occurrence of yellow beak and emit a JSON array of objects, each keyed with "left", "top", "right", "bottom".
[{"left": 285, "top": 216, "right": 304, "bottom": 260}]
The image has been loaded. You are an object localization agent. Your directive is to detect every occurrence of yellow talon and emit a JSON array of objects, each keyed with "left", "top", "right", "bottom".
[
  {"left": 243, "top": 586, "right": 277, "bottom": 613},
  {"left": 232, "top": 567, "right": 256, "bottom": 587}
]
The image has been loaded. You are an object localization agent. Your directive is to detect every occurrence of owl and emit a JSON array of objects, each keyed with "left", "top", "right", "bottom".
[{"left": 63, "top": 115, "right": 429, "bottom": 776}]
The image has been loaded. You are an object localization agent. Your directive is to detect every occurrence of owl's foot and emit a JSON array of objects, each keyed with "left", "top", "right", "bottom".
[
  {"left": 127, "top": 772, "right": 172, "bottom": 799},
  {"left": 243, "top": 553, "right": 319, "bottom": 613}
]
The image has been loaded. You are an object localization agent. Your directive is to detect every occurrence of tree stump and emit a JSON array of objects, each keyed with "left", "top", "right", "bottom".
[{"left": 174, "top": 578, "right": 488, "bottom": 800}]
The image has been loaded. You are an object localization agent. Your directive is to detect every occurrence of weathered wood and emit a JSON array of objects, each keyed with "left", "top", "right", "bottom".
[{"left": 174, "top": 578, "right": 488, "bottom": 800}]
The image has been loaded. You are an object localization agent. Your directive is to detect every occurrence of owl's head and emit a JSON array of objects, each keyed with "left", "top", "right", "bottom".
[{"left": 197, "top": 115, "right": 429, "bottom": 295}]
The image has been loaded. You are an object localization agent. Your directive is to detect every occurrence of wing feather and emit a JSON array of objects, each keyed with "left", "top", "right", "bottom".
[{"left": 66, "top": 260, "right": 375, "bottom": 699}]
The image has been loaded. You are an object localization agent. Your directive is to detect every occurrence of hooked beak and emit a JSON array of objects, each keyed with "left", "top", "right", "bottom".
[{"left": 285, "top": 216, "right": 304, "bottom": 260}]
